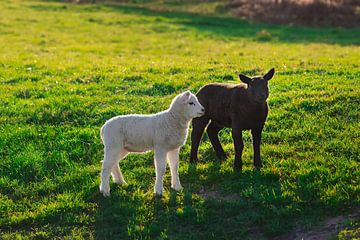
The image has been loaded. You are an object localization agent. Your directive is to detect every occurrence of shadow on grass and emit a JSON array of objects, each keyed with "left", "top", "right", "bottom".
[
  {"left": 35, "top": 1, "right": 360, "bottom": 45},
  {"left": 91, "top": 160, "right": 328, "bottom": 239},
  {"left": 94, "top": 186, "right": 136, "bottom": 239}
]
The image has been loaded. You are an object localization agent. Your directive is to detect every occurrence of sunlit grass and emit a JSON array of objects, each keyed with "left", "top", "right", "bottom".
[{"left": 0, "top": 0, "right": 359, "bottom": 239}]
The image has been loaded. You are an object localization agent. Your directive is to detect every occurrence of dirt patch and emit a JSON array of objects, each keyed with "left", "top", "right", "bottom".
[
  {"left": 274, "top": 210, "right": 360, "bottom": 240},
  {"left": 57, "top": 0, "right": 360, "bottom": 28},
  {"left": 198, "top": 187, "right": 240, "bottom": 201},
  {"left": 198, "top": 188, "right": 359, "bottom": 239},
  {"left": 227, "top": 0, "right": 360, "bottom": 28}
]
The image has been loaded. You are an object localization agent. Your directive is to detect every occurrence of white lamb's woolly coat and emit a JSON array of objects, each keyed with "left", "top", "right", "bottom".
[
  {"left": 99, "top": 91, "right": 204, "bottom": 196},
  {"left": 102, "top": 112, "right": 188, "bottom": 153}
]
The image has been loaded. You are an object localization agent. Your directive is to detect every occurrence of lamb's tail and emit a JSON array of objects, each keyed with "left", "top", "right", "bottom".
[
  {"left": 100, "top": 124, "right": 106, "bottom": 143},
  {"left": 100, "top": 125, "right": 105, "bottom": 164}
]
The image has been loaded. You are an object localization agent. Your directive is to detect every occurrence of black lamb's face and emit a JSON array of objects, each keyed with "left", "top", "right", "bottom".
[
  {"left": 238, "top": 68, "right": 275, "bottom": 103},
  {"left": 248, "top": 77, "right": 269, "bottom": 103}
]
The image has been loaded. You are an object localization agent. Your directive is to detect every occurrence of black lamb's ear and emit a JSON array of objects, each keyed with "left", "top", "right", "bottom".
[
  {"left": 239, "top": 74, "right": 252, "bottom": 84},
  {"left": 263, "top": 68, "right": 275, "bottom": 81}
]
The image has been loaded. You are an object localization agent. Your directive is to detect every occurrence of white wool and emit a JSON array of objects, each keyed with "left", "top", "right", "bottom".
[{"left": 99, "top": 91, "right": 204, "bottom": 196}]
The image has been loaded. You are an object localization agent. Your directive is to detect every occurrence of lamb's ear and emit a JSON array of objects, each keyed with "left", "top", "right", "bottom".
[
  {"left": 180, "top": 91, "right": 191, "bottom": 103},
  {"left": 239, "top": 74, "right": 252, "bottom": 84},
  {"left": 263, "top": 68, "right": 275, "bottom": 81}
]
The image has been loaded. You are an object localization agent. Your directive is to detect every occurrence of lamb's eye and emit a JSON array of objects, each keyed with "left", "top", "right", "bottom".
[{"left": 189, "top": 102, "right": 195, "bottom": 106}]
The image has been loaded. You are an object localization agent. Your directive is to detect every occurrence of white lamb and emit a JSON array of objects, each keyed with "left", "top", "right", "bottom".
[{"left": 99, "top": 91, "right": 205, "bottom": 196}]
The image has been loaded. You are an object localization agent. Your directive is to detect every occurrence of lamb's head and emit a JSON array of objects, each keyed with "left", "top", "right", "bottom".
[
  {"left": 171, "top": 91, "right": 205, "bottom": 119},
  {"left": 239, "top": 68, "right": 275, "bottom": 103}
]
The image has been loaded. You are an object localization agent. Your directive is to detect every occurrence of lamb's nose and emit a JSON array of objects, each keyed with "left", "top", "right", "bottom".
[{"left": 201, "top": 108, "right": 205, "bottom": 112}]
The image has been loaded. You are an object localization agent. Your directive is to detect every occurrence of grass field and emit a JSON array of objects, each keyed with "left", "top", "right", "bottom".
[{"left": 0, "top": 0, "right": 359, "bottom": 239}]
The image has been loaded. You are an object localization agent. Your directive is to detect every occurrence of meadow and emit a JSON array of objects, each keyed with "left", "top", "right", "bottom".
[{"left": 0, "top": 0, "right": 359, "bottom": 239}]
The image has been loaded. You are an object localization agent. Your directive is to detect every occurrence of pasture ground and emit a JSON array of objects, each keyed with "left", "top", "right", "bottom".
[{"left": 0, "top": 0, "right": 359, "bottom": 239}]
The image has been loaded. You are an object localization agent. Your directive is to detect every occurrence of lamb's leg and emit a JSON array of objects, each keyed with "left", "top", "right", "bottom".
[
  {"left": 190, "top": 116, "right": 209, "bottom": 163},
  {"left": 167, "top": 148, "right": 182, "bottom": 191},
  {"left": 232, "top": 127, "right": 244, "bottom": 172},
  {"left": 154, "top": 149, "right": 167, "bottom": 195},
  {"left": 207, "top": 122, "right": 227, "bottom": 160},
  {"left": 100, "top": 144, "right": 122, "bottom": 197},
  {"left": 111, "top": 149, "right": 128, "bottom": 185},
  {"left": 251, "top": 127, "right": 263, "bottom": 170}
]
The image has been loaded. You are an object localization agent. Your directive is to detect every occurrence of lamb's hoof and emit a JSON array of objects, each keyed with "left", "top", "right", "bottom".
[
  {"left": 189, "top": 157, "right": 198, "bottom": 164},
  {"left": 172, "top": 185, "right": 183, "bottom": 192},
  {"left": 233, "top": 164, "right": 242, "bottom": 173},
  {"left": 100, "top": 188, "right": 111, "bottom": 197},
  {"left": 217, "top": 154, "right": 227, "bottom": 161},
  {"left": 114, "top": 179, "right": 127, "bottom": 185},
  {"left": 154, "top": 187, "right": 163, "bottom": 196},
  {"left": 154, "top": 191, "right": 163, "bottom": 196},
  {"left": 102, "top": 191, "right": 110, "bottom": 197},
  {"left": 253, "top": 165, "right": 262, "bottom": 171},
  {"left": 99, "top": 185, "right": 111, "bottom": 197}
]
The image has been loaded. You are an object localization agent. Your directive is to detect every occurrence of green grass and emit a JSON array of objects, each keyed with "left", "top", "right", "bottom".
[{"left": 0, "top": 0, "right": 359, "bottom": 239}]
